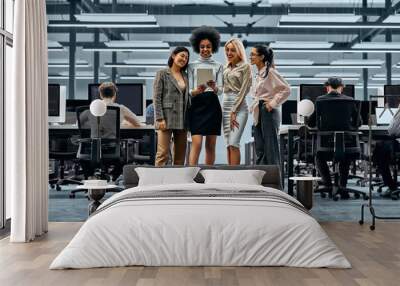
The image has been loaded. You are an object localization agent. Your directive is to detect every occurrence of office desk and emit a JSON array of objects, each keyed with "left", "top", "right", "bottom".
[
  {"left": 49, "top": 124, "right": 156, "bottom": 164},
  {"left": 279, "top": 125, "right": 390, "bottom": 196}
]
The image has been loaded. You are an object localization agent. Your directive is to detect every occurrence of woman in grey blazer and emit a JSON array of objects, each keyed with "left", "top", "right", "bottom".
[{"left": 153, "top": 47, "right": 190, "bottom": 166}]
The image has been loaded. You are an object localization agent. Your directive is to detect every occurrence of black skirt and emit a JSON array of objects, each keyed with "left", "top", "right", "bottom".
[{"left": 188, "top": 91, "right": 222, "bottom": 135}]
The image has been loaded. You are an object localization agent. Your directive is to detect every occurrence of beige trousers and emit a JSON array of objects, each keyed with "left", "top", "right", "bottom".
[{"left": 155, "top": 129, "right": 187, "bottom": 166}]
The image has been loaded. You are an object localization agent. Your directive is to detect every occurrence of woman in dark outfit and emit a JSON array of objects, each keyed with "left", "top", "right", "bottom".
[{"left": 187, "top": 26, "right": 224, "bottom": 165}]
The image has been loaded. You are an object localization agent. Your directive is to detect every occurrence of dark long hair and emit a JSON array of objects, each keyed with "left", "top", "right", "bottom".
[
  {"left": 254, "top": 44, "right": 274, "bottom": 78},
  {"left": 168, "top": 46, "right": 190, "bottom": 71}
]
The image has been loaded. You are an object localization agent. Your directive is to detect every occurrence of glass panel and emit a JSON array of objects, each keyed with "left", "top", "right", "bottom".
[
  {"left": 5, "top": 0, "right": 13, "bottom": 33},
  {"left": 5, "top": 43, "right": 11, "bottom": 220},
  {"left": 0, "top": 38, "right": 4, "bottom": 228},
  {"left": 0, "top": 0, "right": 3, "bottom": 30}
]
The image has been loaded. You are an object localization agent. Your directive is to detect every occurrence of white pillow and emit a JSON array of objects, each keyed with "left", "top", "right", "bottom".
[
  {"left": 135, "top": 167, "right": 200, "bottom": 186},
  {"left": 200, "top": 169, "right": 266, "bottom": 185}
]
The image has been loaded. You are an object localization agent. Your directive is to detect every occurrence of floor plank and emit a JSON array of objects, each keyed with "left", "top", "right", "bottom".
[{"left": 0, "top": 222, "right": 399, "bottom": 286}]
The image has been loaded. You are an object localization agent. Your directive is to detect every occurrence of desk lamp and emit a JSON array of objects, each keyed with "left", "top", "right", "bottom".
[
  {"left": 297, "top": 99, "right": 315, "bottom": 175},
  {"left": 89, "top": 99, "right": 107, "bottom": 163}
]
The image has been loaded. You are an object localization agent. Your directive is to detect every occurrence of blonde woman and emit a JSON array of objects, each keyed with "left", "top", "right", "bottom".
[{"left": 223, "top": 38, "right": 252, "bottom": 165}]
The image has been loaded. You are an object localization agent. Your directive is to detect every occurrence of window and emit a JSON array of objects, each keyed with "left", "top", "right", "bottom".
[
  {"left": 4, "top": 43, "right": 11, "bottom": 221},
  {"left": 5, "top": 0, "right": 12, "bottom": 33},
  {"left": 0, "top": 0, "right": 13, "bottom": 230},
  {"left": 0, "top": 38, "right": 3, "bottom": 229}
]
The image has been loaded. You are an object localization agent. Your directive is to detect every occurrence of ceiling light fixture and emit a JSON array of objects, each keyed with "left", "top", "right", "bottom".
[
  {"left": 280, "top": 14, "right": 361, "bottom": 23},
  {"left": 48, "top": 59, "right": 90, "bottom": 68},
  {"left": 270, "top": 41, "right": 333, "bottom": 49},
  {"left": 278, "top": 22, "right": 400, "bottom": 29}
]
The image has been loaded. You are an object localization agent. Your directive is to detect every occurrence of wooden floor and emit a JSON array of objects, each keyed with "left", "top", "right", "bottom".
[{"left": 0, "top": 222, "right": 399, "bottom": 286}]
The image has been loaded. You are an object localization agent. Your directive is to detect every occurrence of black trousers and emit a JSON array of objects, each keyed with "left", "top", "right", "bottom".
[
  {"left": 254, "top": 102, "right": 281, "bottom": 165},
  {"left": 372, "top": 140, "right": 399, "bottom": 191},
  {"left": 316, "top": 153, "right": 351, "bottom": 188}
]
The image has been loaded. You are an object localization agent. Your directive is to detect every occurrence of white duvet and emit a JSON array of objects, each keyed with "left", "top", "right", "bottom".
[{"left": 50, "top": 183, "right": 351, "bottom": 269}]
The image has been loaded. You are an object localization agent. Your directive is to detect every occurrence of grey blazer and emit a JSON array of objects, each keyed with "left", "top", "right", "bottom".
[{"left": 153, "top": 68, "right": 190, "bottom": 130}]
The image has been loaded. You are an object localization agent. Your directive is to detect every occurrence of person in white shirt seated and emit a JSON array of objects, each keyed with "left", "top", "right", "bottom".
[
  {"left": 96, "top": 82, "right": 143, "bottom": 128},
  {"left": 79, "top": 82, "right": 143, "bottom": 181}
]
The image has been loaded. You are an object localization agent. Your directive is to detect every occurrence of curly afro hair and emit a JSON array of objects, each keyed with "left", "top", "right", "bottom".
[{"left": 189, "top": 26, "right": 221, "bottom": 54}]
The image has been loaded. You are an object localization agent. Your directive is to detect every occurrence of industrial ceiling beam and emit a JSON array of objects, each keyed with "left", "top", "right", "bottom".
[
  {"left": 77, "top": 0, "right": 124, "bottom": 40},
  {"left": 46, "top": 4, "right": 386, "bottom": 16},
  {"left": 47, "top": 25, "right": 373, "bottom": 35},
  {"left": 349, "top": 0, "right": 400, "bottom": 46},
  {"left": 56, "top": 41, "right": 354, "bottom": 50}
]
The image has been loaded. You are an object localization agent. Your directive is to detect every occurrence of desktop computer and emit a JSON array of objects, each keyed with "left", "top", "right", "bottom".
[
  {"left": 297, "top": 84, "right": 355, "bottom": 123},
  {"left": 88, "top": 83, "right": 145, "bottom": 122},
  {"left": 384, "top": 85, "right": 400, "bottom": 108},
  {"left": 48, "top": 84, "right": 66, "bottom": 124}
]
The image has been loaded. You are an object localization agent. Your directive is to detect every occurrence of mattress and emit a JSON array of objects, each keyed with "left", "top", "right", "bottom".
[{"left": 50, "top": 183, "right": 351, "bottom": 269}]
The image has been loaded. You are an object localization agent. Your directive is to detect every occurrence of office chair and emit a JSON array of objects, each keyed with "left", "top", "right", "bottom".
[
  {"left": 313, "top": 99, "right": 368, "bottom": 200},
  {"left": 387, "top": 149, "right": 400, "bottom": 200},
  {"left": 372, "top": 140, "right": 400, "bottom": 200},
  {"left": 122, "top": 136, "right": 152, "bottom": 164},
  {"left": 70, "top": 105, "right": 123, "bottom": 198},
  {"left": 49, "top": 134, "right": 82, "bottom": 191},
  {"left": 293, "top": 126, "right": 317, "bottom": 176}
]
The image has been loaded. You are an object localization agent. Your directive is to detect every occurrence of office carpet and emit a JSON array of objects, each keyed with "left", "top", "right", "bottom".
[{"left": 48, "top": 181, "right": 400, "bottom": 222}]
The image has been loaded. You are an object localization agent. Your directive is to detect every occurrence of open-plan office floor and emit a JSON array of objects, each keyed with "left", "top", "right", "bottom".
[{"left": 49, "top": 179, "right": 400, "bottom": 223}]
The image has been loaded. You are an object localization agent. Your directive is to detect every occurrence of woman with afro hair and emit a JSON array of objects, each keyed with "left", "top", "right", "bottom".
[{"left": 187, "top": 26, "right": 224, "bottom": 166}]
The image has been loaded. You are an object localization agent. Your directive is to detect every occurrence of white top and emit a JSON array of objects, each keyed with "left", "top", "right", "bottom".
[
  {"left": 102, "top": 98, "right": 144, "bottom": 127},
  {"left": 188, "top": 56, "right": 224, "bottom": 96}
]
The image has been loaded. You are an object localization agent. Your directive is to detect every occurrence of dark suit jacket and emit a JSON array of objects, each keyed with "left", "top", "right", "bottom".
[
  {"left": 153, "top": 68, "right": 190, "bottom": 130},
  {"left": 307, "top": 91, "right": 360, "bottom": 129}
]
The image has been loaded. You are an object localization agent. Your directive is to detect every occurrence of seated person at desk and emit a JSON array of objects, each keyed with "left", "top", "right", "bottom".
[
  {"left": 308, "top": 77, "right": 360, "bottom": 196},
  {"left": 372, "top": 109, "right": 400, "bottom": 197},
  {"left": 81, "top": 82, "right": 144, "bottom": 129},
  {"left": 79, "top": 82, "right": 143, "bottom": 180},
  {"left": 145, "top": 102, "right": 155, "bottom": 125}
]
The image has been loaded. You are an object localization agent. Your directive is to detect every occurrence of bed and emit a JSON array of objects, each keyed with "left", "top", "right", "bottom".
[{"left": 50, "top": 165, "right": 351, "bottom": 269}]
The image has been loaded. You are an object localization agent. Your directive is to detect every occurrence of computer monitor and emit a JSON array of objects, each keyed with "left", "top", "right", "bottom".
[
  {"left": 88, "top": 83, "right": 145, "bottom": 121},
  {"left": 299, "top": 84, "right": 355, "bottom": 103},
  {"left": 384, "top": 85, "right": 400, "bottom": 108},
  {"left": 66, "top": 99, "right": 91, "bottom": 112},
  {"left": 375, "top": 107, "right": 399, "bottom": 125},
  {"left": 48, "top": 84, "right": 66, "bottom": 123},
  {"left": 297, "top": 84, "right": 355, "bottom": 123},
  {"left": 343, "top": 85, "right": 355, "bottom": 98},
  {"left": 282, "top": 100, "right": 297, "bottom": 125}
]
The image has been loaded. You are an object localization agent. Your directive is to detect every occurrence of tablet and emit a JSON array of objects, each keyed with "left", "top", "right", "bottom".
[{"left": 197, "top": 68, "right": 214, "bottom": 86}]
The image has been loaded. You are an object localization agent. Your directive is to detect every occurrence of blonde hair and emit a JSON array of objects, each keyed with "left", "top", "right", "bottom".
[{"left": 224, "top": 38, "right": 248, "bottom": 64}]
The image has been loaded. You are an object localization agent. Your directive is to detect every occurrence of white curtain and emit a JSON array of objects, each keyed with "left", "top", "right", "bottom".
[{"left": 7, "top": 0, "right": 49, "bottom": 242}]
